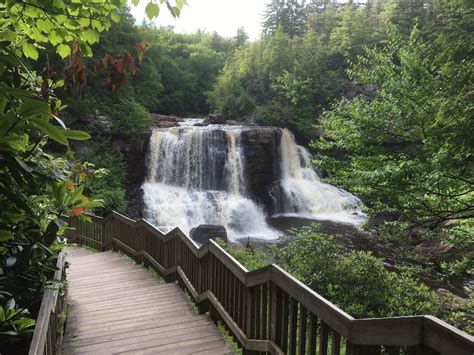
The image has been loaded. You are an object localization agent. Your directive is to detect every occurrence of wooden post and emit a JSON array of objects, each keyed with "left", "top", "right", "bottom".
[{"left": 270, "top": 283, "right": 278, "bottom": 344}]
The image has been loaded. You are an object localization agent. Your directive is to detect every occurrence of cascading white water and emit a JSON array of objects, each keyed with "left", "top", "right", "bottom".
[
  {"left": 143, "top": 122, "right": 280, "bottom": 241},
  {"left": 277, "top": 129, "right": 365, "bottom": 224},
  {"left": 143, "top": 120, "right": 365, "bottom": 242}
]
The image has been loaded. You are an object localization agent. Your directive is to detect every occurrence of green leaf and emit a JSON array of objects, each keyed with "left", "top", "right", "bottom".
[
  {"left": 0, "top": 97, "right": 7, "bottom": 113},
  {"left": 31, "top": 119, "right": 69, "bottom": 146},
  {"left": 131, "top": 0, "right": 140, "bottom": 6},
  {"left": 73, "top": 200, "right": 103, "bottom": 209},
  {"left": 111, "top": 11, "right": 121, "bottom": 23},
  {"left": 0, "top": 230, "right": 12, "bottom": 242},
  {"left": 82, "top": 29, "right": 100, "bottom": 44},
  {"left": 48, "top": 30, "right": 63, "bottom": 46},
  {"left": 171, "top": 6, "right": 181, "bottom": 17},
  {"left": 0, "top": 30, "right": 16, "bottom": 43},
  {"left": 5, "top": 298, "right": 15, "bottom": 310},
  {"left": 57, "top": 44, "right": 71, "bottom": 59},
  {"left": 145, "top": 3, "right": 160, "bottom": 20},
  {"left": 64, "top": 130, "right": 91, "bottom": 141},
  {"left": 14, "top": 156, "right": 33, "bottom": 173},
  {"left": 66, "top": 185, "right": 85, "bottom": 206},
  {"left": 37, "top": 19, "right": 53, "bottom": 33},
  {"left": 18, "top": 99, "right": 50, "bottom": 117},
  {"left": 13, "top": 318, "right": 36, "bottom": 331},
  {"left": 91, "top": 20, "right": 104, "bottom": 32},
  {"left": 22, "top": 43, "right": 38, "bottom": 60}
]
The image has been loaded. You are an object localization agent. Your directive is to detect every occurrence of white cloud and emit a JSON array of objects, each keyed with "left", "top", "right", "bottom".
[{"left": 129, "top": 0, "right": 269, "bottom": 40}]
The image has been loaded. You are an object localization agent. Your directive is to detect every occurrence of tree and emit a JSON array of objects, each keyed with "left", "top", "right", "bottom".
[
  {"left": 316, "top": 0, "right": 474, "bottom": 228},
  {"left": 0, "top": 0, "right": 186, "bottom": 351},
  {"left": 234, "top": 27, "right": 249, "bottom": 48},
  {"left": 263, "top": 0, "right": 308, "bottom": 38}
]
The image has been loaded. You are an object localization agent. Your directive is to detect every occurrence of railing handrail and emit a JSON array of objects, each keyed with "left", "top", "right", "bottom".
[
  {"left": 28, "top": 250, "right": 66, "bottom": 355},
  {"left": 68, "top": 211, "right": 474, "bottom": 354}
]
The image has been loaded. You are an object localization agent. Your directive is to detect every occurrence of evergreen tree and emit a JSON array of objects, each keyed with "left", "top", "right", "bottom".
[
  {"left": 234, "top": 27, "right": 249, "bottom": 48},
  {"left": 263, "top": 0, "right": 308, "bottom": 38}
]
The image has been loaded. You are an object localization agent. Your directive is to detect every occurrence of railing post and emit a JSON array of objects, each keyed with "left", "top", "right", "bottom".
[
  {"left": 197, "top": 255, "right": 210, "bottom": 315},
  {"left": 270, "top": 283, "right": 278, "bottom": 344},
  {"left": 244, "top": 287, "right": 259, "bottom": 355},
  {"left": 102, "top": 218, "right": 111, "bottom": 251}
]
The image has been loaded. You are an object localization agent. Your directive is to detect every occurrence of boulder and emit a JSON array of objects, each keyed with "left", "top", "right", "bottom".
[
  {"left": 208, "top": 114, "right": 226, "bottom": 124},
  {"left": 194, "top": 122, "right": 210, "bottom": 127},
  {"left": 84, "top": 115, "right": 113, "bottom": 134},
  {"left": 190, "top": 225, "right": 228, "bottom": 245},
  {"left": 151, "top": 113, "right": 182, "bottom": 123},
  {"left": 155, "top": 121, "right": 178, "bottom": 129},
  {"left": 436, "top": 288, "right": 468, "bottom": 310}
]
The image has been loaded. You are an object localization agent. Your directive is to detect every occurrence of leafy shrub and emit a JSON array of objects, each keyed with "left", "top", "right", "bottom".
[
  {"left": 101, "top": 96, "right": 152, "bottom": 136},
  {"left": 218, "top": 226, "right": 453, "bottom": 323},
  {"left": 272, "top": 226, "right": 442, "bottom": 319},
  {"left": 76, "top": 144, "right": 127, "bottom": 215},
  {"left": 215, "top": 239, "right": 269, "bottom": 271}
]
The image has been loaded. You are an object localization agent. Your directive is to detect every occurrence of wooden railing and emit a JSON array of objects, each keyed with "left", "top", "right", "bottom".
[
  {"left": 28, "top": 250, "right": 67, "bottom": 355},
  {"left": 65, "top": 212, "right": 474, "bottom": 355}
]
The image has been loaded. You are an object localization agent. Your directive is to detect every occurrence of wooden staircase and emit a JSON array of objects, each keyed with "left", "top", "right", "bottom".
[{"left": 62, "top": 248, "right": 231, "bottom": 354}]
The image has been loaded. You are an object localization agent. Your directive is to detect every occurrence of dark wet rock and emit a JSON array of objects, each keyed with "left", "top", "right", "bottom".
[
  {"left": 111, "top": 133, "right": 151, "bottom": 219},
  {"left": 151, "top": 113, "right": 183, "bottom": 123},
  {"left": 86, "top": 115, "right": 113, "bottom": 134},
  {"left": 190, "top": 225, "right": 228, "bottom": 245},
  {"left": 208, "top": 114, "right": 226, "bottom": 124},
  {"left": 436, "top": 288, "right": 468, "bottom": 310},
  {"left": 155, "top": 121, "right": 178, "bottom": 128},
  {"left": 366, "top": 212, "right": 403, "bottom": 231},
  {"left": 416, "top": 239, "right": 453, "bottom": 255},
  {"left": 241, "top": 127, "right": 282, "bottom": 214}
]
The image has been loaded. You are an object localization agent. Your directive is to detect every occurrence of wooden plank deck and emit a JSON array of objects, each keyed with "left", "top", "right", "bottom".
[{"left": 62, "top": 247, "right": 231, "bottom": 354}]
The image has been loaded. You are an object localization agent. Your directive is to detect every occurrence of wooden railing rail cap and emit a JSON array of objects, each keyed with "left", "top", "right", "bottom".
[{"left": 28, "top": 250, "right": 66, "bottom": 355}]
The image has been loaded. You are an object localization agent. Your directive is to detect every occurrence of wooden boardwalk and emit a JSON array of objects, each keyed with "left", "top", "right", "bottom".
[{"left": 62, "top": 247, "right": 231, "bottom": 355}]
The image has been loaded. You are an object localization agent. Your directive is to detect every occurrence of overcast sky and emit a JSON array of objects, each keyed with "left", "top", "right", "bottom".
[{"left": 129, "top": 0, "right": 269, "bottom": 40}]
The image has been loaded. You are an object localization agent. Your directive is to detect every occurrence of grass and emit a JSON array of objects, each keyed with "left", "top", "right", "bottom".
[
  {"left": 147, "top": 266, "right": 165, "bottom": 284},
  {"left": 66, "top": 242, "right": 99, "bottom": 253},
  {"left": 217, "top": 322, "right": 242, "bottom": 354},
  {"left": 182, "top": 290, "right": 199, "bottom": 315}
]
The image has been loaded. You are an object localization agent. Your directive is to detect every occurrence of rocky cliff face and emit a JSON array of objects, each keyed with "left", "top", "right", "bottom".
[
  {"left": 240, "top": 127, "right": 282, "bottom": 214},
  {"left": 111, "top": 133, "right": 151, "bottom": 219}
]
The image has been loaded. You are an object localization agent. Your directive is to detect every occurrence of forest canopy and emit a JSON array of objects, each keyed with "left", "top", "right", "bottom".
[{"left": 0, "top": 0, "right": 473, "bottom": 352}]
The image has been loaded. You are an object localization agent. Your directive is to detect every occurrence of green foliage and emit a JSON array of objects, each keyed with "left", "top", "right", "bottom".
[
  {"left": 0, "top": 298, "right": 35, "bottom": 340},
  {"left": 218, "top": 226, "right": 469, "bottom": 329},
  {"left": 210, "top": 3, "right": 385, "bottom": 140},
  {"left": 0, "top": 0, "right": 192, "bottom": 349},
  {"left": 263, "top": 0, "right": 307, "bottom": 38},
  {"left": 76, "top": 144, "right": 127, "bottom": 215},
  {"left": 217, "top": 322, "right": 242, "bottom": 355},
  {"left": 215, "top": 239, "right": 269, "bottom": 271},
  {"left": 315, "top": 0, "right": 474, "bottom": 228},
  {"left": 57, "top": 12, "right": 233, "bottom": 133},
  {"left": 275, "top": 227, "right": 442, "bottom": 319}
]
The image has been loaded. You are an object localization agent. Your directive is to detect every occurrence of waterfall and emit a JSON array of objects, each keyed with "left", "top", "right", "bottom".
[
  {"left": 143, "top": 120, "right": 365, "bottom": 242},
  {"left": 143, "top": 122, "right": 280, "bottom": 241},
  {"left": 276, "top": 129, "right": 365, "bottom": 224}
]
